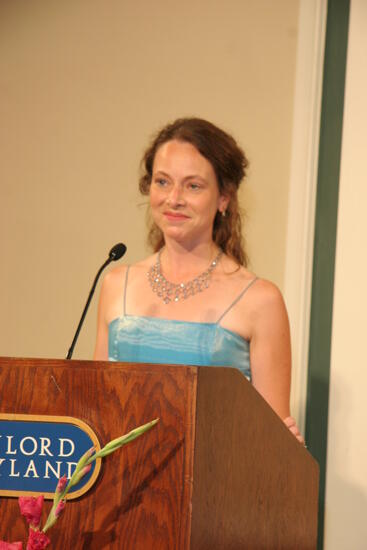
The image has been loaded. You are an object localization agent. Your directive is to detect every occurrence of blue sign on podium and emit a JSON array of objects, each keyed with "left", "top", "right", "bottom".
[{"left": 0, "top": 414, "right": 101, "bottom": 499}]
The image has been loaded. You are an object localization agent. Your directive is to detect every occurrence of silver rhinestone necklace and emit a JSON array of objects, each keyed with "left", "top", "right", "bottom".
[{"left": 147, "top": 249, "right": 223, "bottom": 304}]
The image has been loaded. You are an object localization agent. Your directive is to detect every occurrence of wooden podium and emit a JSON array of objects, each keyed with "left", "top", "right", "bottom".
[{"left": 0, "top": 357, "right": 318, "bottom": 549}]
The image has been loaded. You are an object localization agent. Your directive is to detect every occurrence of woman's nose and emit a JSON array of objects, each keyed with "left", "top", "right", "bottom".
[{"left": 167, "top": 184, "right": 185, "bottom": 206}]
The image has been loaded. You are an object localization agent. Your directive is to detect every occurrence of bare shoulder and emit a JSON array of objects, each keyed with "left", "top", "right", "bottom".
[
  {"left": 231, "top": 269, "right": 288, "bottom": 327},
  {"left": 246, "top": 278, "right": 290, "bottom": 339},
  {"left": 249, "top": 278, "right": 286, "bottom": 310},
  {"left": 101, "top": 253, "right": 157, "bottom": 293},
  {"left": 222, "top": 258, "right": 281, "bottom": 300},
  {"left": 101, "top": 264, "right": 127, "bottom": 292}
]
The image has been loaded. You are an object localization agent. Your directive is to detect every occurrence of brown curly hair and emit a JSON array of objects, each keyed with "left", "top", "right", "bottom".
[{"left": 139, "top": 117, "right": 249, "bottom": 266}]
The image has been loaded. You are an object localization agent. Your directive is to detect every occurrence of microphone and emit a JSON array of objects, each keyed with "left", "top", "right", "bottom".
[
  {"left": 66, "top": 242, "right": 127, "bottom": 360},
  {"left": 108, "top": 242, "right": 126, "bottom": 261}
]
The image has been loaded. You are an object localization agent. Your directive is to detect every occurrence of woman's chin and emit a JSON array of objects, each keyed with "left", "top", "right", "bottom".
[{"left": 163, "top": 228, "right": 189, "bottom": 242}]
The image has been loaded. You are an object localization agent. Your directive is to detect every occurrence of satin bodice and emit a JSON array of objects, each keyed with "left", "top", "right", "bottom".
[{"left": 109, "top": 314, "right": 251, "bottom": 380}]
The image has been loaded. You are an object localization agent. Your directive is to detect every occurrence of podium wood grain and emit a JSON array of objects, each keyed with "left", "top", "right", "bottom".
[
  {"left": 0, "top": 357, "right": 319, "bottom": 549},
  {"left": 0, "top": 357, "right": 196, "bottom": 549}
]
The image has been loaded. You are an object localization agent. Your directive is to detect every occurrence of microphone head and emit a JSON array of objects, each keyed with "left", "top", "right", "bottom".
[{"left": 109, "top": 243, "right": 127, "bottom": 261}]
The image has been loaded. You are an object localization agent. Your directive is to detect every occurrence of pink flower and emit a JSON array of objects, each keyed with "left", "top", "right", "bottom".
[
  {"left": 55, "top": 500, "right": 65, "bottom": 518},
  {"left": 56, "top": 475, "right": 67, "bottom": 493},
  {"left": 81, "top": 463, "right": 92, "bottom": 477},
  {"left": 0, "top": 542, "right": 23, "bottom": 549},
  {"left": 71, "top": 462, "right": 92, "bottom": 486},
  {"left": 26, "top": 529, "right": 50, "bottom": 550},
  {"left": 18, "top": 496, "right": 44, "bottom": 528}
]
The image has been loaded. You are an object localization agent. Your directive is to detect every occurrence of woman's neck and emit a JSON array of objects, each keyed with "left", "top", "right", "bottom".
[{"left": 159, "top": 241, "right": 220, "bottom": 283}]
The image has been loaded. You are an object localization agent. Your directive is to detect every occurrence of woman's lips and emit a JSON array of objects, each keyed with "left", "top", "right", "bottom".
[{"left": 164, "top": 211, "right": 189, "bottom": 221}]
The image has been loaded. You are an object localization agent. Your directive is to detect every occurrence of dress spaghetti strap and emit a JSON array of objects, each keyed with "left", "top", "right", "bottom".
[
  {"left": 123, "top": 266, "right": 131, "bottom": 316},
  {"left": 216, "top": 277, "right": 258, "bottom": 324}
]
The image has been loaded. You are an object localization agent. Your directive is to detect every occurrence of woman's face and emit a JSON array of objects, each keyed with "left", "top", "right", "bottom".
[{"left": 149, "top": 140, "right": 228, "bottom": 247}]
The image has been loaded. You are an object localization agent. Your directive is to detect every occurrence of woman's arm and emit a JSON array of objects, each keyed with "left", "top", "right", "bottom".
[
  {"left": 93, "top": 274, "right": 110, "bottom": 361},
  {"left": 249, "top": 280, "right": 304, "bottom": 444}
]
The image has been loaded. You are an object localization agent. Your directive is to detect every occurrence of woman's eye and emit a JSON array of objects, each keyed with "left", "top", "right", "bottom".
[
  {"left": 155, "top": 178, "right": 168, "bottom": 187},
  {"left": 188, "top": 182, "right": 200, "bottom": 191}
]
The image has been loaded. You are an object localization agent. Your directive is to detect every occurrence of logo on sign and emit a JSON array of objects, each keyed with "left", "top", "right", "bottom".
[{"left": 0, "top": 414, "right": 101, "bottom": 499}]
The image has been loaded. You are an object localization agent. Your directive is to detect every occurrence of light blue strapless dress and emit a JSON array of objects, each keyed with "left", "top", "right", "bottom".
[{"left": 108, "top": 267, "right": 257, "bottom": 381}]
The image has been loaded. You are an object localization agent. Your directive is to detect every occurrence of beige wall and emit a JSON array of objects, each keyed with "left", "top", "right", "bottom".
[
  {"left": 324, "top": 1, "right": 367, "bottom": 547},
  {"left": 0, "top": 0, "right": 299, "bottom": 360}
]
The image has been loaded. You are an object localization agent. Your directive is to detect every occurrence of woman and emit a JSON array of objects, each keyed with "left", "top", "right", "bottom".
[{"left": 94, "top": 117, "right": 303, "bottom": 442}]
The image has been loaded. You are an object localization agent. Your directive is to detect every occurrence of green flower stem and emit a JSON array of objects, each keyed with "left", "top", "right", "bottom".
[
  {"left": 86, "top": 419, "right": 159, "bottom": 462},
  {"left": 42, "top": 418, "right": 159, "bottom": 533}
]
